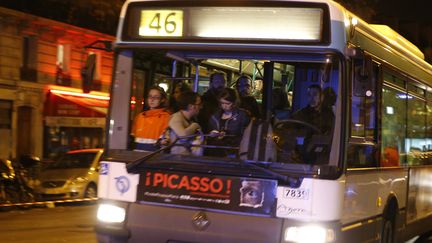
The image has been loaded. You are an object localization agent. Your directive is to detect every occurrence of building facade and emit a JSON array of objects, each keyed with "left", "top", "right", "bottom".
[{"left": 0, "top": 7, "right": 114, "bottom": 160}]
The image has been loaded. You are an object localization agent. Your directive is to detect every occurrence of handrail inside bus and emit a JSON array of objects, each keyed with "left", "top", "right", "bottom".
[{"left": 125, "top": 133, "right": 293, "bottom": 183}]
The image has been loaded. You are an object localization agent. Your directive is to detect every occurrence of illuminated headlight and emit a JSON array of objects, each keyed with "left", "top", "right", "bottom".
[
  {"left": 284, "top": 225, "right": 335, "bottom": 243},
  {"left": 97, "top": 204, "right": 126, "bottom": 223}
]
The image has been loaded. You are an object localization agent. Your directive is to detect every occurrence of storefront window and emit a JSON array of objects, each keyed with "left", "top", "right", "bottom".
[
  {"left": 0, "top": 100, "right": 12, "bottom": 159},
  {"left": 44, "top": 127, "right": 104, "bottom": 160}
]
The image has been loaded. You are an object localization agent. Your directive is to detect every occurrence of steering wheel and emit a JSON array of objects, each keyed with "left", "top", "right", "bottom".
[
  {"left": 272, "top": 119, "right": 323, "bottom": 163},
  {"left": 274, "top": 119, "right": 322, "bottom": 134}
]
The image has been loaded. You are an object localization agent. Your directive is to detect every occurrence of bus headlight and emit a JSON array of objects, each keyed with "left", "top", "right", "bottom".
[
  {"left": 284, "top": 225, "right": 335, "bottom": 243},
  {"left": 97, "top": 204, "right": 126, "bottom": 223}
]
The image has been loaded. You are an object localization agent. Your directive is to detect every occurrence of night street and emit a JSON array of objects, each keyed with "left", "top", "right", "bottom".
[
  {"left": 1, "top": 0, "right": 432, "bottom": 242},
  {"left": 0, "top": 203, "right": 97, "bottom": 243}
]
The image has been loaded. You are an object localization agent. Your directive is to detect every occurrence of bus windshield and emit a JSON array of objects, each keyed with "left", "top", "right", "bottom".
[{"left": 125, "top": 49, "right": 340, "bottom": 169}]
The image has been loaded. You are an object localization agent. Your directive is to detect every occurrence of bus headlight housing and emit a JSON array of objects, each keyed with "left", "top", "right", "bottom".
[
  {"left": 284, "top": 225, "right": 335, "bottom": 243},
  {"left": 97, "top": 204, "right": 126, "bottom": 223}
]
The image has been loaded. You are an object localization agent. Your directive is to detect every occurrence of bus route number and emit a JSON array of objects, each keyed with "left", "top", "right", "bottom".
[
  {"left": 139, "top": 10, "right": 183, "bottom": 37},
  {"left": 283, "top": 188, "right": 309, "bottom": 200}
]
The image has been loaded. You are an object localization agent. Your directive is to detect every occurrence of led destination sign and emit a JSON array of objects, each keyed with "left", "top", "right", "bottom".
[
  {"left": 139, "top": 10, "right": 183, "bottom": 37},
  {"left": 125, "top": 4, "right": 329, "bottom": 43}
]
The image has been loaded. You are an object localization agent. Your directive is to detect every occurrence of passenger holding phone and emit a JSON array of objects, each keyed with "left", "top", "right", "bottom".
[{"left": 206, "top": 88, "right": 250, "bottom": 157}]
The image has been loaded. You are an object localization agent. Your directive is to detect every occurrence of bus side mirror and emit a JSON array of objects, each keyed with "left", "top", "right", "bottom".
[
  {"left": 353, "top": 54, "right": 374, "bottom": 97},
  {"left": 81, "top": 54, "right": 96, "bottom": 93}
]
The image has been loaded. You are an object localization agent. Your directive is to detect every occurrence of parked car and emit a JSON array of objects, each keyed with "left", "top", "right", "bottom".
[{"left": 34, "top": 149, "right": 103, "bottom": 201}]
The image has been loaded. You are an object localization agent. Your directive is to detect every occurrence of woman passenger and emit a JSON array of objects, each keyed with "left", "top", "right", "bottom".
[
  {"left": 206, "top": 88, "right": 251, "bottom": 157},
  {"left": 131, "top": 86, "right": 170, "bottom": 151}
]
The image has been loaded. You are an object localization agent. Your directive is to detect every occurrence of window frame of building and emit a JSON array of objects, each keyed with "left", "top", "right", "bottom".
[{"left": 21, "top": 36, "right": 38, "bottom": 82}]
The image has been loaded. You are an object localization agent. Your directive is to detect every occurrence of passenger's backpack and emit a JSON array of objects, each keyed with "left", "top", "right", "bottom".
[{"left": 239, "top": 119, "right": 276, "bottom": 161}]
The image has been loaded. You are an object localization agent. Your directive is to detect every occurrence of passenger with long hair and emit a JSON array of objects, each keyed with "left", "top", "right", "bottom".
[
  {"left": 206, "top": 88, "right": 250, "bottom": 157},
  {"left": 198, "top": 72, "right": 227, "bottom": 132},
  {"left": 131, "top": 86, "right": 170, "bottom": 151}
]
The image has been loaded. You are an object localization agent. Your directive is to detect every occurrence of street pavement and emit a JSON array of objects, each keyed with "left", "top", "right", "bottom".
[{"left": 0, "top": 203, "right": 97, "bottom": 243}]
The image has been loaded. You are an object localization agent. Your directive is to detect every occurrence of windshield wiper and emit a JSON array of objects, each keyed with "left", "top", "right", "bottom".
[
  {"left": 239, "top": 160, "right": 304, "bottom": 187},
  {"left": 126, "top": 136, "right": 181, "bottom": 173},
  {"left": 126, "top": 134, "right": 301, "bottom": 187},
  {"left": 126, "top": 133, "right": 234, "bottom": 173}
]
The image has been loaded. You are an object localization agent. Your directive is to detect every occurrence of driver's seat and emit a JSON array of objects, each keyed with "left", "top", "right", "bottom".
[
  {"left": 238, "top": 119, "right": 277, "bottom": 162},
  {"left": 305, "top": 134, "right": 332, "bottom": 164}
]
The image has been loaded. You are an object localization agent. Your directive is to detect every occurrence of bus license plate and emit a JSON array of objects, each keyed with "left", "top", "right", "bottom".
[
  {"left": 283, "top": 188, "right": 309, "bottom": 200},
  {"left": 139, "top": 10, "right": 183, "bottom": 37}
]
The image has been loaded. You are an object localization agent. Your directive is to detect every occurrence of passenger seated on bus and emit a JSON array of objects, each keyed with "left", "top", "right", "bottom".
[
  {"left": 380, "top": 136, "right": 400, "bottom": 166},
  {"left": 292, "top": 84, "right": 334, "bottom": 134},
  {"left": 381, "top": 146, "right": 400, "bottom": 167},
  {"left": 168, "top": 91, "right": 203, "bottom": 155},
  {"left": 235, "top": 75, "right": 260, "bottom": 118},
  {"left": 168, "top": 82, "right": 192, "bottom": 113},
  {"left": 322, "top": 87, "right": 337, "bottom": 113},
  {"left": 206, "top": 88, "right": 251, "bottom": 157},
  {"left": 272, "top": 80, "right": 290, "bottom": 121},
  {"left": 198, "top": 72, "right": 227, "bottom": 133},
  {"left": 131, "top": 86, "right": 170, "bottom": 151},
  {"left": 252, "top": 79, "right": 263, "bottom": 100}
]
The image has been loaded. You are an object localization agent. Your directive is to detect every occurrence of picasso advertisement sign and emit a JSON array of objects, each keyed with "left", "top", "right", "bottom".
[{"left": 137, "top": 171, "right": 277, "bottom": 215}]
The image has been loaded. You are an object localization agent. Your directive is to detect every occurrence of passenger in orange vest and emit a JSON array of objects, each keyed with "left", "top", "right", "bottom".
[
  {"left": 382, "top": 146, "right": 400, "bottom": 167},
  {"left": 131, "top": 86, "right": 170, "bottom": 151}
]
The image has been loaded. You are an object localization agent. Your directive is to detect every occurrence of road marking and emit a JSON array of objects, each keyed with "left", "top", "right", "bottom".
[{"left": 0, "top": 197, "right": 98, "bottom": 207}]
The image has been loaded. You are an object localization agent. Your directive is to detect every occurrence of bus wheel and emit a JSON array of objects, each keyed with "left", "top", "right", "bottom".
[{"left": 381, "top": 217, "right": 395, "bottom": 243}]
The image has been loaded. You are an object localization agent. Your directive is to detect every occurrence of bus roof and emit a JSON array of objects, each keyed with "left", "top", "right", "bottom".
[
  {"left": 116, "top": 0, "right": 432, "bottom": 80},
  {"left": 116, "top": 0, "right": 347, "bottom": 51}
]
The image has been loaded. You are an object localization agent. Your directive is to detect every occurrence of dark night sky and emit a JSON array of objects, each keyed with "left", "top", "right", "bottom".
[
  {"left": 1, "top": 0, "right": 431, "bottom": 54},
  {"left": 338, "top": 0, "right": 432, "bottom": 49}
]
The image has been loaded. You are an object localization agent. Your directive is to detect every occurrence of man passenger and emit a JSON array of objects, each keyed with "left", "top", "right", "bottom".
[
  {"left": 169, "top": 91, "right": 203, "bottom": 155},
  {"left": 198, "top": 72, "right": 227, "bottom": 132},
  {"left": 236, "top": 75, "right": 260, "bottom": 118}
]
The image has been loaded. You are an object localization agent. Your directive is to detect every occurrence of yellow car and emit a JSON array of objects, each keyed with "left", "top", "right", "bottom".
[{"left": 34, "top": 149, "right": 103, "bottom": 201}]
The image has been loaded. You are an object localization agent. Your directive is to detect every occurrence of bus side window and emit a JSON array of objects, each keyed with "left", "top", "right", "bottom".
[
  {"left": 381, "top": 72, "right": 407, "bottom": 166},
  {"left": 347, "top": 143, "right": 377, "bottom": 168},
  {"left": 348, "top": 62, "right": 378, "bottom": 168}
]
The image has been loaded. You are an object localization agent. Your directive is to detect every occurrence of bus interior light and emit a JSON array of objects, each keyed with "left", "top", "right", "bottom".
[
  {"left": 284, "top": 225, "right": 335, "bottom": 243},
  {"left": 97, "top": 204, "right": 126, "bottom": 223}
]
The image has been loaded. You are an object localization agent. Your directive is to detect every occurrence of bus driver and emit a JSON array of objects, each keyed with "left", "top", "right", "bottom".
[{"left": 292, "top": 84, "right": 334, "bottom": 134}]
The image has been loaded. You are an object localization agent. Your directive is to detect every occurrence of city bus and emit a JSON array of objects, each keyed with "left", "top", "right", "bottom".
[{"left": 94, "top": 0, "right": 432, "bottom": 242}]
